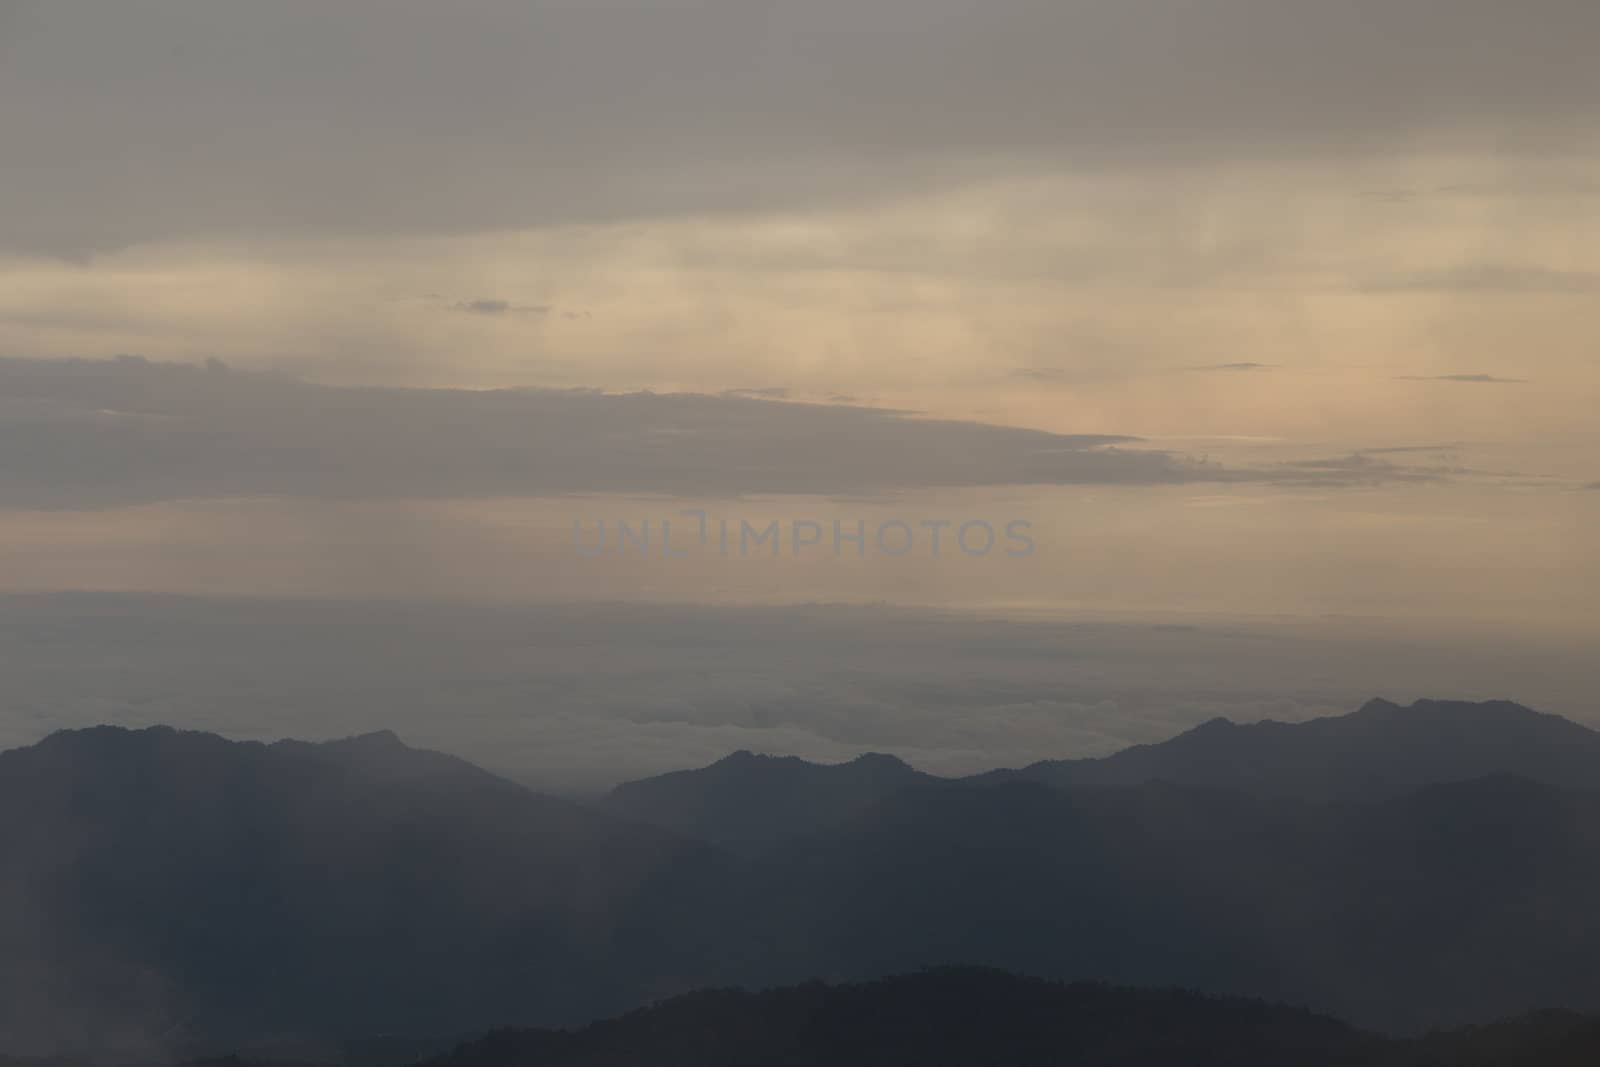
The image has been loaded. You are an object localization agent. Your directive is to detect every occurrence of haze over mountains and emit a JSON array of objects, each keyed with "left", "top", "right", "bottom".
[{"left": 4, "top": 698, "right": 1600, "bottom": 1055}]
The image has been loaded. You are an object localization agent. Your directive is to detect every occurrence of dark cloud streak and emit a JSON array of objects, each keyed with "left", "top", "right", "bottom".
[
  {"left": 0, "top": 356, "right": 1184, "bottom": 509},
  {"left": 452, "top": 299, "right": 551, "bottom": 317},
  {"left": 1396, "top": 374, "right": 1529, "bottom": 384},
  {"left": 1364, "top": 266, "right": 1600, "bottom": 294},
  {"left": 0, "top": 357, "right": 1492, "bottom": 509}
]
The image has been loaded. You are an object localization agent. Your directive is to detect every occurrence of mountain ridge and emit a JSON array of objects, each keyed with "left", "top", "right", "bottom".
[
  {"left": 8, "top": 698, "right": 1600, "bottom": 1051},
  {"left": 983, "top": 696, "right": 1600, "bottom": 797},
  {"left": 425, "top": 967, "right": 1600, "bottom": 1067},
  {"left": 605, "top": 741, "right": 936, "bottom": 847},
  {"left": 604, "top": 698, "right": 1600, "bottom": 847}
]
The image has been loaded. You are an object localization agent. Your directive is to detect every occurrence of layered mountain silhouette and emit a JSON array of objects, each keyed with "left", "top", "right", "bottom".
[
  {"left": 608, "top": 698, "right": 1600, "bottom": 843},
  {"left": 5, "top": 698, "right": 1600, "bottom": 1055},
  {"left": 977, "top": 698, "right": 1600, "bottom": 798}
]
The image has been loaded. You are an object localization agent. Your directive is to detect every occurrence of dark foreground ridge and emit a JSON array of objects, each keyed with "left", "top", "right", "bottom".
[
  {"left": 427, "top": 968, "right": 1600, "bottom": 1067},
  {"left": 9, "top": 969, "right": 1600, "bottom": 1066}
]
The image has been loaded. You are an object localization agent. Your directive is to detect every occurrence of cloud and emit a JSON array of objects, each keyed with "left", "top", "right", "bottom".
[
  {"left": 1363, "top": 179, "right": 1600, "bottom": 203},
  {"left": 4, "top": 0, "right": 1600, "bottom": 255},
  {"left": 1364, "top": 266, "right": 1600, "bottom": 294},
  {"left": 1396, "top": 374, "right": 1529, "bottom": 384},
  {"left": 1357, "top": 443, "right": 1463, "bottom": 455},
  {"left": 0, "top": 355, "right": 1231, "bottom": 509},
  {"left": 1020, "top": 361, "right": 1275, "bottom": 382},
  {"left": 8, "top": 354, "right": 1547, "bottom": 510},
  {"left": 1, "top": 356, "right": 1494, "bottom": 510},
  {"left": 1269, "top": 453, "right": 1467, "bottom": 486},
  {"left": 452, "top": 299, "right": 550, "bottom": 316},
  {"left": 722, "top": 387, "right": 792, "bottom": 400}
]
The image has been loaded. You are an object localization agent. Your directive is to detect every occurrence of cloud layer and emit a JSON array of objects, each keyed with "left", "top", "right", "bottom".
[
  {"left": 0, "top": 356, "right": 1229, "bottom": 508},
  {"left": 4, "top": 0, "right": 1600, "bottom": 255}
]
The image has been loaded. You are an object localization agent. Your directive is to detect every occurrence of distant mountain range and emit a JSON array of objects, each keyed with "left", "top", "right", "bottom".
[
  {"left": 607, "top": 698, "right": 1600, "bottom": 843},
  {"left": 4, "top": 698, "right": 1600, "bottom": 1055},
  {"left": 977, "top": 698, "right": 1600, "bottom": 796}
]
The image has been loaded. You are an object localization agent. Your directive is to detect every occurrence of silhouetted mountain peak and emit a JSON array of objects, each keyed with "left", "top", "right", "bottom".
[
  {"left": 712, "top": 749, "right": 801, "bottom": 768},
  {"left": 1355, "top": 696, "right": 1540, "bottom": 721},
  {"left": 642, "top": 749, "right": 920, "bottom": 785},
  {"left": 10, "top": 724, "right": 239, "bottom": 774},
  {"left": 848, "top": 751, "right": 914, "bottom": 771},
  {"left": 33, "top": 723, "right": 182, "bottom": 749},
  {"left": 29, "top": 723, "right": 412, "bottom": 758},
  {"left": 994, "top": 697, "right": 1600, "bottom": 799},
  {"left": 606, "top": 749, "right": 934, "bottom": 847},
  {"left": 1, "top": 723, "right": 531, "bottom": 812},
  {"left": 1409, "top": 696, "right": 1552, "bottom": 716},
  {"left": 1190, "top": 715, "right": 1239, "bottom": 733},
  {"left": 339, "top": 728, "right": 406, "bottom": 748}
]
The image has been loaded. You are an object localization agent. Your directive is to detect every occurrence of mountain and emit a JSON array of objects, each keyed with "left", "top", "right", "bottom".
[
  {"left": 9, "top": 700, "right": 1600, "bottom": 1054},
  {"left": 608, "top": 699, "right": 1600, "bottom": 848},
  {"left": 605, "top": 749, "right": 934, "bottom": 848},
  {"left": 742, "top": 775, "right": 1600, "bottom": 1033},
  {"left": 0, "top": 726, "right": 732, "bottom": 1057},
  {"left": 978, "top": 698, "right": 1600, "bottom": 799},
  {"left": 427, "top": 968, "right": 1600, "bottom": 1067},
  {"left": 429, "top": 967, "right": 1375, "bottom": 1067}
]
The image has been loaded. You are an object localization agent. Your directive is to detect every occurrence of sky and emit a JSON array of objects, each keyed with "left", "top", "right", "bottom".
[{"left": 0, "top": 1, "right": 1595, "bottom": 773}]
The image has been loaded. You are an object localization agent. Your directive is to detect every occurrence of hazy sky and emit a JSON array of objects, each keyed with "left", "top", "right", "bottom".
[{"left": 1, "top": 1, "right": 1596, "bottom": 712}]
